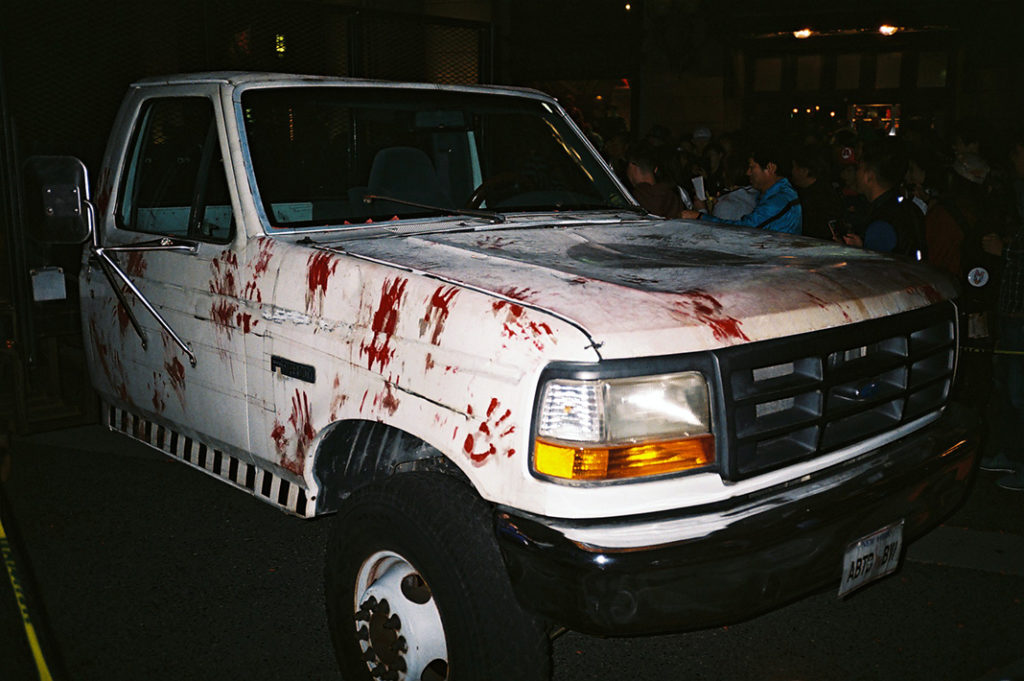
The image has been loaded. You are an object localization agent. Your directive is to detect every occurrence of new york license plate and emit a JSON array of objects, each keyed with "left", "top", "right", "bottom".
[{"left": 838, "top": 519, "right": 905, "bottom": 597}]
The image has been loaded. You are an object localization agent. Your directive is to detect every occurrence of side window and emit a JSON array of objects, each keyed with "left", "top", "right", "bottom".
[{"left": 118, "top": 97, "right": 235, "bottom": 243}]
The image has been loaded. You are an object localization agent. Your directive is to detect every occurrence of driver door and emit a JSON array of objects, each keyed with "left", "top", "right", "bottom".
[{"left": 82, "top": 92, "right": 251, "bottom": 456}]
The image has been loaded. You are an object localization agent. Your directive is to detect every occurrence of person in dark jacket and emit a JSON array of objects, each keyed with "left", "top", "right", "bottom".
[
  {"left": 925, "top": 153, "right": 996, "bottom": 281},
  {"left": 843, "top": 140, "right": 923, "bottom": 257},
  {"left": 626, "top": 142, "right": 684, "bottom": 218},
  {"left": 791, "top": 144, "right": 843, "bottom": 240},
  {"left": 979, "top": 134, "right": 1024, "bottom": 491}
]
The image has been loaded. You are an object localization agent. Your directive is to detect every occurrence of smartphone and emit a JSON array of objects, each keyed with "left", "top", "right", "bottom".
[{"left": 828, "top": 219, "right": 842, "bottom": 241}]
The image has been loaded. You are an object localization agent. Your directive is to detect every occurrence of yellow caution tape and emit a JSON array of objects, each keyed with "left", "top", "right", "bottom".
[
  {"left": 959, "top": 345, "right": 1024, "bottom": 355},
  {"left": 0, "top": 511, "right": 54, "bottom": 681}
]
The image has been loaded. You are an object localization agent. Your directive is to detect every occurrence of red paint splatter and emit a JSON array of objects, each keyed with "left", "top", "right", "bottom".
[
  {"left": 155, "top": 337, "right": 187, "bottom": 409},
  {"left": 306, "top": 251, "right": 339, "bottom": 313},
  {"left": 528, "top": 321, "right": 553, "bottom": 336},
  {"left": 111, "top": 252, "right": 148, "bottom": 338},
  {"left": 208, "top": 250, "right": 242, "bottom": 339},
  {"left": 486, "top": 398, "right": 500, "bottom": 417},
  {"left": 164, "top": 356, "right": 186, "bottom": 406},
  {"left": 463, "top": 433, "right": 498, "bottom": 462},
  {"left": 420, "top": 285, "right": 459, "bottom": 345},
  {"left": 329, "top": 387, "right": 348, "bottom": 422},
  {"left": 804, "top": 292, "right": 852, "bottom": 322},
  {"left": 491, "top": 295, "right": 554, "bottom": 351},
  {"left": 377, "top": 383, "right": 400, "bottom": 416},
  {"left": 805, "top": 292, "right": 828, "bottom": 309},
  {"left": 916, "top": 284, "right": 944, "bottom": 304},
  {"left": 152, "top": 386, "right": 166, "bottom": 413},
  {"left": 271, "top": 422, "right": 288, "bottom": 457},
  {"left": 671, "top": 290, "right": 750, "bottom": 343},
  {"left": 425, "top": 353, "right": 436, "bottom": 371},
  {"left": 86, "top": 319, "right": 129, "bottom": 403},
  {"left": 242, "top": 280, "right": 261, "bottom": 304},
  {"left": 496, "top": 287, "right": 535, "bottom": 302},
  {"left": 281, "top": 390, "right": 315, "bottom": 475},
  {"left": 125, "top": 251, "right": 147, "bottom": 278},
  {"left": 212, "top": 299, "right": 239, "bottom": 331},
  {"left": 253, "top": 238, "right": 275, "bottom": 277},
  {"left": 492, "top": 299, "right": 525, "bottom": 318},
  {"left": 359, "top": 278, "right": 408, "bottom": 372},
  {"left": 209, "top": 251, "right": 239, "bottom": 296},
  {"left": 114, "top": 301, "right": 133, "bottom": 336},
  {"left": 463, "top": 398, "right": 516, "bottom": 464},
  {"left": 371, "top": 279, "right": 406, "bottom": 335},
  {"left": 235, "top": 312, "right": 258, "bottom": 334},
  {"left": 94, "top": 168, "right": 113, "bottom": 217},
  {"left": 89, "top": 320, "right": 116, "bottom": 388},
  {"left": 241, "top": 238, "right": 275, "bottom": 303},
  {"left": 489, "top": 400, "right": 515, "bottom": 437}
]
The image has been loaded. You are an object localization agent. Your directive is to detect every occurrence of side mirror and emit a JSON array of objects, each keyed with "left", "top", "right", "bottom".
[{"left": 23, "top": 155, "right": 93, "bottom": 244}]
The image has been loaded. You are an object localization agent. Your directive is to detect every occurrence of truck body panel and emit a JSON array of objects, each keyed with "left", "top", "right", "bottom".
[{"left": 25, "top": 73, "right": 977, "bottom": 664}]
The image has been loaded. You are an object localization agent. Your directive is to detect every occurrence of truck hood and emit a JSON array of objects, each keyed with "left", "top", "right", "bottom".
[{"left": 331, "top": 218, "right": 956, "bottom": 359}]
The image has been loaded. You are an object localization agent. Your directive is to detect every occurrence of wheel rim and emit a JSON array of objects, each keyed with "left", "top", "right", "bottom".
[{"left": 354, "top": 550, "right": 449, "bottom": 681}]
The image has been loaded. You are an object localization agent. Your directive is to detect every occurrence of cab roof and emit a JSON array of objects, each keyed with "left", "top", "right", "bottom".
[{"left": 130, "top": 71, "right": 549, "bottom": 100}]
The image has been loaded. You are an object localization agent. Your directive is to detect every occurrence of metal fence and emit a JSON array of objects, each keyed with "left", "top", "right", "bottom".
[
  {"left": 1, "top": 0, "right": 490, "bottom": 169},
  {"left": 0, "top": 0, "right": 489, "bottom": 432}
]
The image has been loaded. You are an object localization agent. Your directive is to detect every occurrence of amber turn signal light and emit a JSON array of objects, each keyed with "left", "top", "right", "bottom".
[{"left": 533, "top": 434, "right": 715, "bottom": 481}]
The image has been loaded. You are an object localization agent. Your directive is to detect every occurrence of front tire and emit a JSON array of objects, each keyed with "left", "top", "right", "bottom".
[{"left": 324, "top": 472, "right": 551, "bottom": 681}]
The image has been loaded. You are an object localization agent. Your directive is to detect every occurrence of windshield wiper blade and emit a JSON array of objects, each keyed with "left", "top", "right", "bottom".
[{"left": 362, "top": 194, "right": 506, "bottom": 224}]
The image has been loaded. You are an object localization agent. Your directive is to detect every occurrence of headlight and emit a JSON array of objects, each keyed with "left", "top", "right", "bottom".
[{"left": 533, "top": 372, "right": 714, "bottom": 482}]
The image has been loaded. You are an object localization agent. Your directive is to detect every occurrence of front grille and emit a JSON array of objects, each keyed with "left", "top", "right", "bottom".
[{"left": 715, "top": 302, "right": 956, "bottom": 481}]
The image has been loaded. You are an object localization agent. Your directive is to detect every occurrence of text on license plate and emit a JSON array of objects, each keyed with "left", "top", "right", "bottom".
[{"left": 838, "top": 519, "right": 905, "bottom": 597}]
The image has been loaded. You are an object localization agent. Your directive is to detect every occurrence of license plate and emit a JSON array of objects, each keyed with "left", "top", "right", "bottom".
[{"left": 838, "top": 519, "right": 905, "bottom": 597}]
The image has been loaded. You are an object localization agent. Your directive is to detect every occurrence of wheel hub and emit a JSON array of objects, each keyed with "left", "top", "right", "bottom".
[
  {"left": 354, "top": 551, "right": 448, "bottom": 680},
  {"left": 357, "top": 595, "right": 406, "bottom": 675}
]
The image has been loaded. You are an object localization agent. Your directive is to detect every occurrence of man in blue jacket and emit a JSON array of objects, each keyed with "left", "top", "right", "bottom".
[{"left": 682, "top": 142, "right": 802, "bottom": 234}]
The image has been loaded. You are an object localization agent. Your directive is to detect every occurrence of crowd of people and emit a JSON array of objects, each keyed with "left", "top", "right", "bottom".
[{"left": 588, "top": 113, "right": 1024, "bottom": 492}]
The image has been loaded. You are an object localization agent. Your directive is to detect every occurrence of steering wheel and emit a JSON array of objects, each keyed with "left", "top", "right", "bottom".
[{"left": 466, "top": 172, "right": 535, "bottom": 209}]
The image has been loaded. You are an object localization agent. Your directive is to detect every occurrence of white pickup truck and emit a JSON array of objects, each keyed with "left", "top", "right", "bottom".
[{"left": 25, "top": 72, "right": 977, "bottom": 680}]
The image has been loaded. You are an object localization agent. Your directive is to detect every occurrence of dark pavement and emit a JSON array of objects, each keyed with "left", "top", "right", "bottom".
[{"left": 1, "top": 425, "right": 1022, "bottom": 681}]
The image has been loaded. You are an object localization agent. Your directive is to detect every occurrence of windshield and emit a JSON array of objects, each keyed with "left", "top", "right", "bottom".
[{"left": 240, "top": 86, "right": 631, "bottom": 228}]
